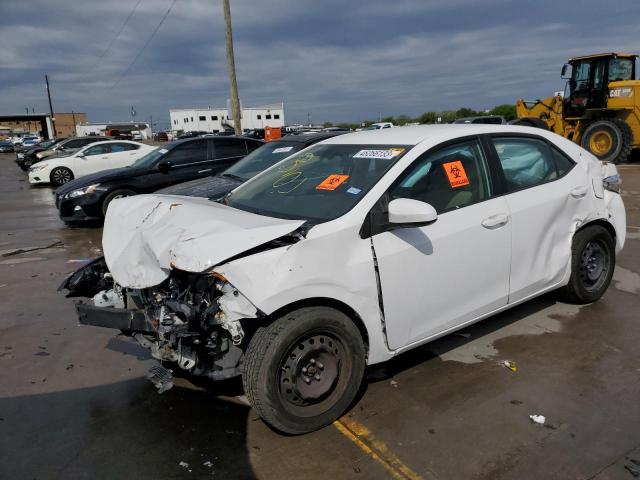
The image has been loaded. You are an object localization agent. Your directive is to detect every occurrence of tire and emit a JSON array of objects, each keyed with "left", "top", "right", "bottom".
[
  {"left": 50, "top": 167, "right": 74, "bottom": 186},
  {"left": 101, "top": 189, "right": 137, "bottom": 217},
  {"left": 581, "top": 119, "right": 633, "bottom": 164},
  {"left": 242, "top": 307, "right": 366, "bottom": 434},
  {"left": 509, "top": 117, "right": 549, "bottom": 130},
  {"left": 559, "top": 225, "right": 615, "bottom": 304}
]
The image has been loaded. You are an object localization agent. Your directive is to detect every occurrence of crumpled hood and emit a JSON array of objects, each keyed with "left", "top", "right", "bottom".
[{"left": 102, "top": 194, "right": 305, "bottom": 288}]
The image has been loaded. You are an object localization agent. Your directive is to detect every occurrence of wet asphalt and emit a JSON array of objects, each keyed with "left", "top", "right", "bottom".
[{"left": 0, "top": 152, "right": 639, "bottom": 480}]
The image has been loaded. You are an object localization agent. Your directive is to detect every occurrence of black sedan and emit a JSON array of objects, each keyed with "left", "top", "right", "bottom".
[
  {"left": 156, "top": 132, "right": 346, "bottom": 199},
  {"left": 0, "top": 141, "right": 14, "bottom": 153},
  {"left": 55, "top": 136, "right": 262, "bottom": 224}
]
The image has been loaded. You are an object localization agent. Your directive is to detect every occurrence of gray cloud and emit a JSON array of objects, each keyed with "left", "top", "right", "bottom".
[{"left": 0, "top": 0, "right": 638, "bottom": 127}]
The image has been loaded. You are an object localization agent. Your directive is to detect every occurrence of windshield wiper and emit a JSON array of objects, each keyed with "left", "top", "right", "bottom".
[{"left": 222, "top": 173, "right": 245, "bottom": 182}]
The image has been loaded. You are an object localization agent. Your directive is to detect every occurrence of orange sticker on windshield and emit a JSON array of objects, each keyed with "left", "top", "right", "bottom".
[
  {"left": 316, "top": 174, "right": 349, "bottom": 191},
  {"left": 443, "top": 161, "right": 469, "bottom": 188}
]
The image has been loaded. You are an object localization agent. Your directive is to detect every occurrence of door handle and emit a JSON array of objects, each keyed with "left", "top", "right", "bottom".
[
  {"left": 481, "top": 213, "right": 509, "bottom": 229},
  {"left": 570, "top": 186, "right": 588, "bottom": 198},
  {"left": 198, "top": 169, "right": 212, "bottom": 174}
]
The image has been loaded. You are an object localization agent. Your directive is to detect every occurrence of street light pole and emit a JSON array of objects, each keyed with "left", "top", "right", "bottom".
[
  {"left": 223, "top": 0, "right": 242, "bottom": 135},
  {"left": 45, "top": 74, "right": 56, "bottom": 139}
]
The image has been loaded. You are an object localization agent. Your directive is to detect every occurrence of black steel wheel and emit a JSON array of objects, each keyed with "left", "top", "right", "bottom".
[
  {"left": 560, "top": 225, "right": 615, "bottom": 304},
  {"left": 101, "top": 189, "right": 137, "bottom": 217},
  {"left": 243, "top": 307, "right": 365, "bottom": 434},
  {"left": 50, "top": 167, "right": 74, "bottom": 186}
]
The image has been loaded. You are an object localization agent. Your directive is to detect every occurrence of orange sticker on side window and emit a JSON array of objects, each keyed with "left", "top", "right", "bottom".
[
  {"left": 316, "top": 174, "right": 350, "bottom": 191},
  {"left": 442, "top": 161, "right": 470, "bottom": 188}
]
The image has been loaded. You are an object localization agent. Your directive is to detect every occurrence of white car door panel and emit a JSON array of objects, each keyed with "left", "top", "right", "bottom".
[
  {"left": 373, "top": 197, "right": 511, "bottom": 349},
  {"left": 369, "top": 138, "right": 511, "bottom": 350}
]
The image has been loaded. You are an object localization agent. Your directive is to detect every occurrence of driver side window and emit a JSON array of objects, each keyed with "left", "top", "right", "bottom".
[
  {"left": 389, "top": 140, "right": 492, "bottom": 214},
  {"left": 84, "top": 144, "right": 111, "bottom": 156}
]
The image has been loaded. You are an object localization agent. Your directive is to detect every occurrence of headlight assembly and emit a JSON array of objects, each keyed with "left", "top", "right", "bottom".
[
  {"left": 67, "top": 184, "right": 101, "bottom": 198},
  {"left": 603, "top": 174, "right": 622, "bottom": 194},
  {"left": 29, "top": 164, "right": 48, "bottom": 172}
]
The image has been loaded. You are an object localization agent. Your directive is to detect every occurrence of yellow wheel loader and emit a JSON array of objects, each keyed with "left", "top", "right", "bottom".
[{"left": 515, "top": 52, "right": 638, "bottom": 163}]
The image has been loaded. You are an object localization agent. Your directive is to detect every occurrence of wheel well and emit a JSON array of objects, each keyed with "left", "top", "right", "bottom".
[
  {"left": 264, "top": 298, "right": 370, "bottom": 357},
  {"left": 577, "top": 218, "right": 616, "bottom": 241}
]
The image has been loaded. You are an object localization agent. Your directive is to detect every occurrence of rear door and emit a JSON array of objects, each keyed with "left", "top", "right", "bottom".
[
  {"left": 108, "top": 142, "right": 141, "bottom": 167},
  {"left": 487, "top": 134, "right": 589, "bottom": 302},
  {"left": 210, "top": 138, "right": 249, "bottom": 173},
  {"left": 74, "top": 144, "right": 112, "bottom": 175}
]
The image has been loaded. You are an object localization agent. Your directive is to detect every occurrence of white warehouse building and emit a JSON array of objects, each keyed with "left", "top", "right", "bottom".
[{"left": 169, "top": 103, "right": 285, "bottom": 133}]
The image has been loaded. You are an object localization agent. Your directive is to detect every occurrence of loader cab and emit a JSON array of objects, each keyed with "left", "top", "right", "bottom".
[{"left": 562, "top": 53, "right": 637, "bottom": 118}]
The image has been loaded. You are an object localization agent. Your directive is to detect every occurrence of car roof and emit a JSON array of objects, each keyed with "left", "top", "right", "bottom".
[
  {"left": 320, "top": 124, "right": 557, "bottom": 146},
  {"left": 80, "top": 140, "right": 143, "bottom": 147}
]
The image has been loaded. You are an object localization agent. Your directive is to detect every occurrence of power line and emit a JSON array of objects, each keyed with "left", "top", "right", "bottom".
[
  {"left": 112, "top": 0, "right": 177, "bottom": 87},
  {"left": 93, "top": 0, "right": 143, "bottom": 68}
]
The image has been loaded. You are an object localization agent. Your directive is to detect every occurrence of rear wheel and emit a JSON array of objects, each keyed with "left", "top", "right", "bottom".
[
  {"left": 581, "top": 119, "right": 633, "bottom": 164},
  {"left": 242, "top": 307, "right": 365, "bottom": 434},
  {"left": 560, "top": 225, "right": 615, "bottom": 304},
  {"left": 101, "top": 189, "right": 136, "bottom": 216},
  {"left": 50, "top": 167, "right": 74, "bottom": 186}
]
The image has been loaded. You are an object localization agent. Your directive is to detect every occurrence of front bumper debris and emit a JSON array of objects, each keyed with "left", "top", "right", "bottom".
[{"left": 76, "top": 303, "right": 156, "bottom": 333}]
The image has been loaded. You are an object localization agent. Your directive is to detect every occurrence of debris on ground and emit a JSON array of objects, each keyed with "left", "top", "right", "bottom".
[
  {"left": 625, "top": 465, "right": 640, "bottom": 477},
  {"left": 1, "top": 241, "right": 63, "bottom": 257},
  {"left": 203, "top": 461, "right": 213, "bottom": 468},
  {"left": 390, "top": 380, "right": 398, "bottom": 388},
  {"left": 501, "top": 360, "right": 517, "bottom": 372},
  {"left": 66, "top": 364, "right": 74, "bottom": 370},
  {"left": 510, "top": 399, "right": 524, "bottom": 405},
  {"left": 529, "top": 414, "right": 546, "bottom": 425}
]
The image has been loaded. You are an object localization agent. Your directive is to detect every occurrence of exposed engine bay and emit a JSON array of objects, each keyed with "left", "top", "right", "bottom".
[{"left": 60, "top": 257, "right": 261, "bottom": 391}]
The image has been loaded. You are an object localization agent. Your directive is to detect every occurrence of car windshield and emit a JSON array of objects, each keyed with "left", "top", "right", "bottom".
[
  {"left": 132, "top": 144, "right": 173, "bottom": 168},
  {"left": 226, "top": 144, "right": 411, "bottom": 222},
  {"left": 223, "top": 141, "right": 304, "bottom": 181}
]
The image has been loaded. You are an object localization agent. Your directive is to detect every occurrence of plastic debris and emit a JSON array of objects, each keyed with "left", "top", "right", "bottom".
[
  {"left": 529, "top": 414, "right": 546, "bottom": 425},
  {"left": 390, "top": 380, "right": 398, "bottom": 388},
  {"left": 502, "top": 360, "right": 517, "bottom": 372},
  {"left": 203, "top": 461, "right": 213, "bottom": 468}
]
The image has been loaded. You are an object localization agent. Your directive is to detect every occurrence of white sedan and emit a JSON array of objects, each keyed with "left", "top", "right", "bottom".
[
  {"left": 28, "top": 140, "right": 156, "bottom": 186},
  {"left": 62, "top": 125, "right": 625, "bottom": 434}
]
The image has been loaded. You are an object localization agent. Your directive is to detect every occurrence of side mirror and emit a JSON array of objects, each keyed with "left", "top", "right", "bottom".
[
  {"left": 561, "top": 64, "right": 571, "bottom": 79},
  {"left": 158, "top": 160, "right": 172, "bottom": 173},
  {"left": 76, "top": 152, "right": 85, "bottom": 158},
  {"left": 388, "top": 198, "right": 437, "bottom": 227}
]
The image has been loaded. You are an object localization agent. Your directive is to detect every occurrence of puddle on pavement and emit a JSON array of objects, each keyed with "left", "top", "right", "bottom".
[
  {"left": 430, "top": 303, "right": 582, "bottom": 364},
  {"left": 613, "top": 266, "right": 640, "bottom": 294}
]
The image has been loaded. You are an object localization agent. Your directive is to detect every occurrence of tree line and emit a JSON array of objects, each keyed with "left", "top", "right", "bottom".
[{"left": 323, "top": 104, "right": 516, "bottom": 129}]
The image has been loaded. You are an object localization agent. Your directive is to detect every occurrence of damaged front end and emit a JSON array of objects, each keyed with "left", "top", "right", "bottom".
[{"left": 60, "top": 257, "right": 260, "bottom": 390}]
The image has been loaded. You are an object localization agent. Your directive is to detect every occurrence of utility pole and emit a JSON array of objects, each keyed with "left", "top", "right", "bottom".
[
  {"left": 45, "top": 74, "right": 56, "bottom": 139},
  {"left": 223, "top": 0, "right": 242, "bottom": 135},
  {"left": 71, "top": 111, "right": 77, "bottom": 136}
]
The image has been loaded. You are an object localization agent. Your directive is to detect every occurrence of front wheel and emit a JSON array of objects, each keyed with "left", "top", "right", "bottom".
[
  {"left": 50, "top": 167, "right": 74, "bottom": 186},
  {"left": 559, "top": 225, "right": 615, "bottom": 304},
  {"left": 101, "top": 189, "right": 137, "bottom": 217},
  {"left": 242, "top": 307, "right": 366, "bottom": 434}
]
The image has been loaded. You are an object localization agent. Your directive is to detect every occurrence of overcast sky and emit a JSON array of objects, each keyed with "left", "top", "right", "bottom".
[{"left": 1, "top": 0, "right": 638, "bottom": 128}]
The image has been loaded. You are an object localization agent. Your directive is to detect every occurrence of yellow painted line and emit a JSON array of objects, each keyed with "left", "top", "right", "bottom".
[{"left": 334, "top": 417, "right": 432, "bottom": 480}]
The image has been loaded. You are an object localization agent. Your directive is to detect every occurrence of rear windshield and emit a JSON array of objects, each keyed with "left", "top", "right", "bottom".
[{"left": 226, "top": 144, "right": 411, "bottom": 222}]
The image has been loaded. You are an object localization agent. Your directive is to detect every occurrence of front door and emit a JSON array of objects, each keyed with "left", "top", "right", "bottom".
[
  {"left": 74, "top": 143, "right": 112, "bottom": 176},
  {"left": 370, "top": 138, "right": 511, "bottom": 349}
]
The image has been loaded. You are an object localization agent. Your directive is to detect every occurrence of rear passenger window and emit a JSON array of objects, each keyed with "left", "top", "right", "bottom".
[
  {"left": 390, "top": 140, "right": 491, "bottom": 213},
  {"left": 551, "top": 147, "right": 575, "bottom": 176},
  {"left": 165, "top": 140, "right": 208, "bottom": 164},
  {"left": 215, "top": 139, "right": 246, "bottom": 159},
  {"left": 492, "top": 137, "right": 557, "bottom": 191}
]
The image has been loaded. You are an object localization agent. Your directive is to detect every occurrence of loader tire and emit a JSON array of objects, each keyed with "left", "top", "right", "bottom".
[
  {"left": 242, "top": 307, "right": 365, "bottom": 434},
  {"left": 581, "top": 119, "right": 633, "bottom": 164},
  {"left": 509, "top": 117, "right": 549, "bottom": 130}
]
